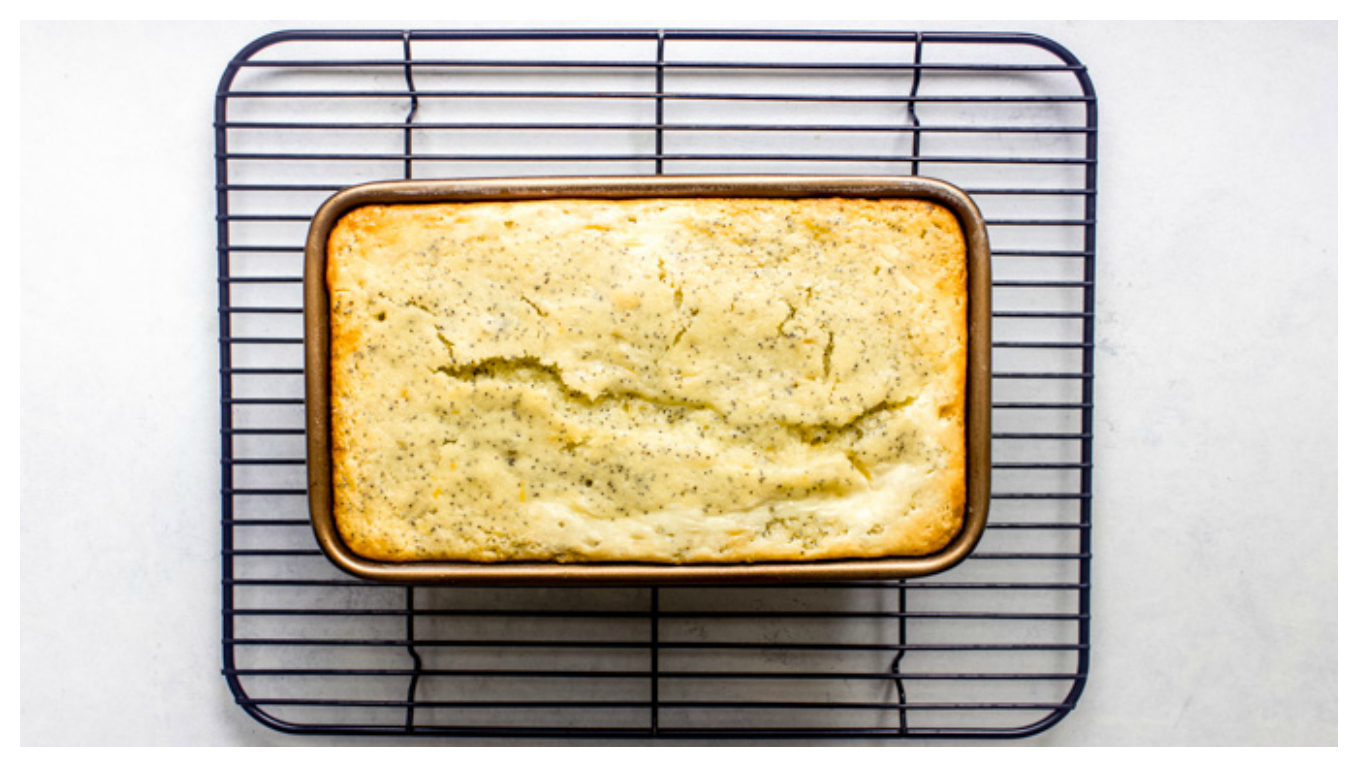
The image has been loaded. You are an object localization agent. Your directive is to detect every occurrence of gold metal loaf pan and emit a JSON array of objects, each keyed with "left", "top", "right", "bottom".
[{"left": 304, "top": 175, "right": 991, "bottom": 584}]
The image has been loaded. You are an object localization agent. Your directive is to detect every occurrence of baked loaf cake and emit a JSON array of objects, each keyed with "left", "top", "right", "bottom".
[{"left": 328, "top": 196, "right": 968, "bottom": 564}]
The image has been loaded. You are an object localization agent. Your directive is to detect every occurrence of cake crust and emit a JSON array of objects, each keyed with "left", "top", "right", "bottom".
[{"left": 328, "top": 197, "right": 967, "bottom": 564}]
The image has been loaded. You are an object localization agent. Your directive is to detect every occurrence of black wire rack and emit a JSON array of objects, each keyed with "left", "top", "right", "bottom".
[{"left": 216, "top": 28, "right": 1096, "bottom": 740}]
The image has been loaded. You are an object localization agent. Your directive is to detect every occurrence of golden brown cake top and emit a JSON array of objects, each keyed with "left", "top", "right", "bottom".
[{"left": 328, "top": 197, "right": 967, "bottom": 564}]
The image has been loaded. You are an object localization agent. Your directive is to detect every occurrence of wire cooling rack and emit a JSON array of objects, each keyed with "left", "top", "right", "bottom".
[{"left": 217, "top": 28, "right": 1096, "bottom": 739}]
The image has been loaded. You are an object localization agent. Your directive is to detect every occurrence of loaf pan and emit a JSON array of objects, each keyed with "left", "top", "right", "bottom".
[{"left": 304, "top": 175, "right": 991, "bottom": 584}]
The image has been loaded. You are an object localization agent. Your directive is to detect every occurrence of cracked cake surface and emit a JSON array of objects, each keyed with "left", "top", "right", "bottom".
[{"left": 327, "top": 196, "right": 968, "bottom": 563}]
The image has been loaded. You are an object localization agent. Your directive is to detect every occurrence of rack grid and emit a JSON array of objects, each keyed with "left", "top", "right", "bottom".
[{"left": 216, "top": 28, "right": 1096, "bottom": 739}]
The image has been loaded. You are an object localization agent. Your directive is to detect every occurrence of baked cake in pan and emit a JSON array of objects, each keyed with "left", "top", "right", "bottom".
[{"left": 327, "top": 196, "right": 968, "bottom": 564}]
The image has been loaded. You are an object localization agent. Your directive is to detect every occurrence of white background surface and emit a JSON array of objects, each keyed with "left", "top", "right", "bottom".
[{"left": 20, "top": 20, "right": 1339, "bottom": 745}]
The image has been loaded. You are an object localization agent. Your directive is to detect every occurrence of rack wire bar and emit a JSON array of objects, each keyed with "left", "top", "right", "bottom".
[{"left": 217, "top": 28, "right": 1096, "bottom": 739}]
